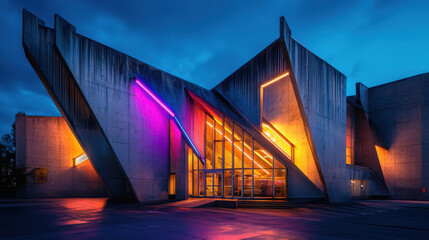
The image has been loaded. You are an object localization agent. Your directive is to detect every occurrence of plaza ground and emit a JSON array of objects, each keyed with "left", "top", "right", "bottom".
[{"left": 1, "top": 198, "right": 428, "bottom": 239}]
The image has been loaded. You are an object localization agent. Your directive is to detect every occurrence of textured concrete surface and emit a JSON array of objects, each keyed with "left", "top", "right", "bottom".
[
  {"left": 23, "top": 10, "right": 134, "bottom": 200},
  {"left": 263, "top": 70, "right": 324, "bottom": 193},
  {"left": 15, "top": 116, "right": 107, "bottom": 198},
  {"left": 353, "top": 73, "right": 429, "bottom": 200},
  {"left": 23, "top": 10, "right": 325, "bottom": 202},
  {"left": 1, "top": 198, "right": 429, "bottom": 239},
  {"left": 282, "top": 17, "right": 348, "bottom": 202},
  {"left": 346, "top": 164, "right": 389, "bottom": 198}
]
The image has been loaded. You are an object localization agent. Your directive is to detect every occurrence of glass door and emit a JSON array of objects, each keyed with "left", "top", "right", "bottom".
[{"left": 205, "top": 170, "right": 223, "bottom": 197}]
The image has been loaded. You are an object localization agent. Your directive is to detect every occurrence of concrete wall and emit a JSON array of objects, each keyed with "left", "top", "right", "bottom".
[
  {"left": 16, "top": 116, "right": 107, "bottom": 198},
  {"left": 189, "top": 91, "right": 325, "bottom": 199},
  {"left": 263, "top": 73, "right": 324, "bottom": 192},
  {"left": 346, "top": 165, "right": 389, "bottom": 199},
  {"left": 362, "top": 73, "right": 429, "bottom": 200},
  {"left": 23, "top": 11, "right": 134, "bottom": 199},
  {"left": 213, "top": 17, "right": 348, "bottom": 201},
  {"left": 22, "top": 11, "right": 348, "bottom": 202},
  {"left": 282, "top": 18, "right": 348, "bottom": 201}
]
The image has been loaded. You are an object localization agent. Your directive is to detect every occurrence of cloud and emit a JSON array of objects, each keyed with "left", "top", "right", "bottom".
[{"left": 0, "top": 0, "right": 428, "bottom": 136}]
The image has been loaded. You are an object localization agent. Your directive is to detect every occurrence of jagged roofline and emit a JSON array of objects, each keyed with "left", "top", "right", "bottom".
[
  {"left": 279, "top": 16, "right": 332, "bottom": 198},
  {"left": 186, "top": 88, "right": 325, "bottom": 197},
  {"left": 24, "top": 10, "right": 328, "bottom": 199},
  {"left": 211, "top": 16, "right": 329, "bottom": 197},
  {"left": 22, "top": 9, "right": 137, "bottom": 200}
]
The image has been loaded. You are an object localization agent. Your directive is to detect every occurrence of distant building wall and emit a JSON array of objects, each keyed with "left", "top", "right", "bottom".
[
  {"left": 367, "top": 75, "right": 428, "bottom": 200},
  {"left": 16, "top": 116, "right": 107, "bottom": 198},
  {"left": 350, "top": 73, "right": 429, "bottom": 200}
]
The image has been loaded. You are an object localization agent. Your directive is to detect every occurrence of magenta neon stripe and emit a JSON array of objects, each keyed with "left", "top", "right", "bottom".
[
  {"left": 174, "top": 116, "right": 203, "bottom": 161},
  {"left": 135, "top": 79, "right": 203, "bottom": 162},
  {"left": 136, "top": 79, "right": 175, "bottom": 117}
]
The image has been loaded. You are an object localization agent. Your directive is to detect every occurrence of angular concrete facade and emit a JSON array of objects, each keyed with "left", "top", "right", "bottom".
[
  {"left": 16, "top": 116, "right": 107, "bottom": 198},
  {"left": 21, "top": 10, "right": 427, "bottom": 202},
  {"left": 348, "top": 73, "right": 429, "bottom": 200}
]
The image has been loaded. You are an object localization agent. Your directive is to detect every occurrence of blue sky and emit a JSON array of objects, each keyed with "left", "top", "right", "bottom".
[{"left": 0, "top": 0, "right": 428, "bottom": 136}]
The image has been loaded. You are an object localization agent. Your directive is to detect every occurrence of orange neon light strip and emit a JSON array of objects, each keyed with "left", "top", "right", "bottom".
[
  {"left": 208, "top": 121, "right": 271, "bottom": 164},
  {"left": 206, "top": 121, "right": 271, "bottom": 174},
  {"left": 261, "top": 123, "right": 292, "bottom": 158},
  {"left": 212, "top": 120, "right": 273, "bottom": 167},
  {"left": 259, "top": 72, "right": 293, "bottom": 159},
  {"left": 260, "top": 72, "right": 289, "bottom": 88}
]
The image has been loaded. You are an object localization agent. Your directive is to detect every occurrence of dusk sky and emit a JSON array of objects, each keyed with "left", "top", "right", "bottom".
[{"left": 1, "top": 0, "right": 428, "bottom": 136}]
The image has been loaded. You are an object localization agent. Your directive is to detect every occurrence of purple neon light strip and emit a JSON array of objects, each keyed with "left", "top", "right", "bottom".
[
  {"left": 136, "top": 79, "right": 175, "bottom": 117},
  {"left": 135, "top": 79, "right": 203, "bottom": 162},
  {"left": 173, "top": 116, "right": 203, "bottom": 161}
]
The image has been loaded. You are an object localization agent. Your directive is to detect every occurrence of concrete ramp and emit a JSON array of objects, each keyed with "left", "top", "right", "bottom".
[{"left": 166, "top": 198, "right": 237, "bottom": 208}]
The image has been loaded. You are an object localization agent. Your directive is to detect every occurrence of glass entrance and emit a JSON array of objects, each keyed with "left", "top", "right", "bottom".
[
  {"left": 188, "top": 114, "right": 288, "bottom": 199},
  {"left": 205, "top": 170, "right": 222, "bottom": 197}
]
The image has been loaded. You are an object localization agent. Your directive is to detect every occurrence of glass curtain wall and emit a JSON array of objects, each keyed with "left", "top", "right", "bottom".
[
  {"left": 190, "top": 114, "right": 287, "bottom": 199},
  {"left": 187, "top": 144, "right": 203, "bottom": 197}
]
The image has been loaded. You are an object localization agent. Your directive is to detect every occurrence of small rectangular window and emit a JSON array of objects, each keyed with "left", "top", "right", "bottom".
[{"left": 169, "top": 173, "right": 176, "bottom": 196}]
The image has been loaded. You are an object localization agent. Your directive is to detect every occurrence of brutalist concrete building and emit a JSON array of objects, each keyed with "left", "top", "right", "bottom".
[{"left": 17, "top": 10, "right": 428, "bottom": 203}]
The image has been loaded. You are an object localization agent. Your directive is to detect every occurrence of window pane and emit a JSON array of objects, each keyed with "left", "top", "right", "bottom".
[
  {"left": 233, "top": 123, "right": 243, "bottom": 169},
  {"left": 243, "top": 132, "right": 253, "bottom": 169},
  {"left": 233, "top": 170, "right": 242, "bottom": 198},
  {"left": 169, "top": 174, "right": 176, "bottom": 195},
  {"left": 188, "top": 167, "right": 193, "bottom": 195},
  {"left": 243, "top": 169, "right": 252, "bottom": 197},
  {"left": 214, "top": 172, "right": 222, "bottom": 197},
  {"left": 253, "top": 141, "right": 273, "bottom": 169},
  {"left": 254, "top": 171, "right": 273, "bottom": 198},
  {"left": 274, "top": 158, "right": 286, "bottom": 168},
  {"left": 188, "top": 147, "right": 192, "bottom": 195},
  {"left": 205, "top": 116, "right": 214, "bottom": 170},
  {"left": 206, "top": 172, "right": 213, "bottom": 196},
  {"left": 224, "top": 170, "right": 232, "bottom": 197},
  {"left": 198, "top": 171, "right": 204, "bottom": 196},
  {"left": 224, "top": 118, "right": 233, "bottom": 169},
  {"left": 193, "top": 171, "right": 198, "bottom": 196},
  {"left": 275, "top": 169, "right": 286, "bottom": 198},
  {"left": 214, "top": 119, "right": 223, "bottom": 169},
  {"left": 193, "top": 153, "right": 198, "bottom": 170},
  {"left": 262, "top": 123, "right": 293, "bottom": 158}
]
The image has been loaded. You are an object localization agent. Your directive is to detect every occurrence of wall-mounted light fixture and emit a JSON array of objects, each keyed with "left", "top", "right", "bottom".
[{"left": 73, "top": 153, "right": 88, "bottom": 167}]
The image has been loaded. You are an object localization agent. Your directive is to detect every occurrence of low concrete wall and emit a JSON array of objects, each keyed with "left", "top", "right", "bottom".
[{"left": 16, "top": 116, "right": 107, "bottom": 198}]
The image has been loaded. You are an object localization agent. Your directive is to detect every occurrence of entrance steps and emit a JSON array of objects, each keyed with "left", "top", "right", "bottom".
[
  {"left": 166, "top": 198, "right": 292, "bottom": 209},
  {"left": 237, "top": 200, "right": 293, "bottom": 209},
  {"left": 166, "top": 198, "right": 218, "bottom": 208}
]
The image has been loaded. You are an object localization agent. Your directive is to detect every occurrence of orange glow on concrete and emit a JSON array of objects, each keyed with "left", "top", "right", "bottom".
[
  {"left": 260, "top": 70, "right": 324, "bottom": 192},
  {"left": 260, "top": 72, "right": 290, "bottom": 88},
  {"left": 375, "top": 145, "right": 388, "bottom": 167},
  {"left": 259, "top": 72, "right": 294, "bottom": 160},
  {"left": 262, "top": 123, "right": 292, "bottom": 158}
]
